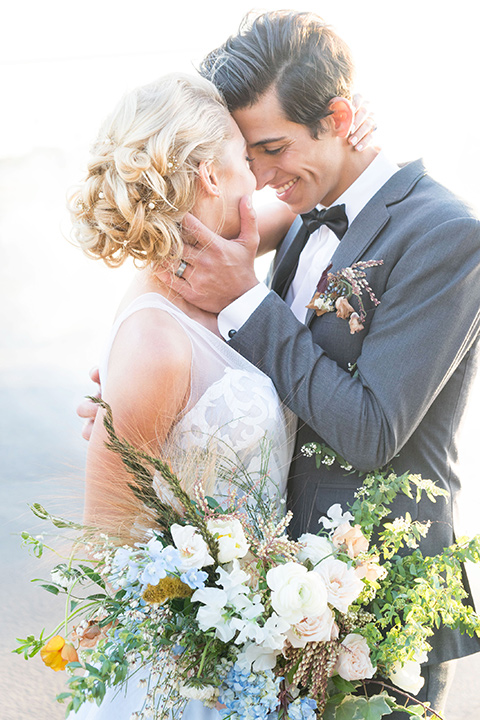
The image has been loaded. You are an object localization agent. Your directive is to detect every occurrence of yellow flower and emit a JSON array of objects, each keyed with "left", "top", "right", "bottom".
[
  {"left": 40, "top": 635, "right": 79, "bottom": 672},
  {"left": 142, "top": 577, "right": 194, "bottom": 604}
]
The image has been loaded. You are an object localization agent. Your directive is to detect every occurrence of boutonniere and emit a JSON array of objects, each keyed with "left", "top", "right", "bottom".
[{"left": 306, "top": 260, "right": 384, "bottom": 334}]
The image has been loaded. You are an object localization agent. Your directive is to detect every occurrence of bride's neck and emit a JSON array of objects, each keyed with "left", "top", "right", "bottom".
[{"left": 124, "top": 267, "right": 221, "bottom": 336}]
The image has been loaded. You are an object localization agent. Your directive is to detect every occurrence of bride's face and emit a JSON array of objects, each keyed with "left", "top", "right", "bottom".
[{"left": 216, "top": 118, "right": 256, "bottom": 239}]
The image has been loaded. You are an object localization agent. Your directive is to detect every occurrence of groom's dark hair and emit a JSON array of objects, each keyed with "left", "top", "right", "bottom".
[{"left": 199, "top": 10, "right": 354, "bottom": 138}]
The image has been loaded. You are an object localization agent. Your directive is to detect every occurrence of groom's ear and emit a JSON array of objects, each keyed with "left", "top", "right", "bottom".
[
  {"left": 327, "top": 97, "right": 355, "bottom": 138},
  {"left": 197, "top": 161, "right": 221, "bottom": 198}
]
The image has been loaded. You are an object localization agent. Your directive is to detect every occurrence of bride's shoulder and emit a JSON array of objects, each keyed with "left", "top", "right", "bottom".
[
  {"left": 111, "top": 305, "right": 191, "bottom": 371},
  {"left": 101, "top": 304, "right": 192, "bottom": 443}
]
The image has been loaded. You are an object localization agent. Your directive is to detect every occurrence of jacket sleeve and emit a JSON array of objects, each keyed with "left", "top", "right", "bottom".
[{"left": 229, "top": 218, "right": 480, "bottom": 471}]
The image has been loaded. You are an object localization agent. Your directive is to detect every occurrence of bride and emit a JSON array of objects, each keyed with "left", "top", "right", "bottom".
[
  {"left": 70, "top": 72, "right": 371, "bottom": 718},
  {"left": 69, "top": 72, "right": 297, "bottom": 719}
]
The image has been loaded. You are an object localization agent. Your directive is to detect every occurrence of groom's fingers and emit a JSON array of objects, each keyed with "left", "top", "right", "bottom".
[
  {"left": 182, "top": 212, "right": 218, "bottom": 248},
  {"left": 238, "top": 195, "right": 259, "bottom": 249}
]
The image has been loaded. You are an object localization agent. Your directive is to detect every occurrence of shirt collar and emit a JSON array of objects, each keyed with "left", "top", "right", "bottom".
[{"left": 324, "top": 151, "right": 399, "bottom": 225}]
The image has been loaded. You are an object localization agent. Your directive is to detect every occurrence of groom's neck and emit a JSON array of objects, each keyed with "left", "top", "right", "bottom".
[{"left": 325, "top": 146, "right": 379, "bottom": 207}]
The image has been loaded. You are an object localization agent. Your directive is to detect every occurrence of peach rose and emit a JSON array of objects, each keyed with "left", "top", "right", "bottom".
[
  {"left": 286, "top": 607, "right": 339, "bottom": 648},
  {"left": 354, "top": 557, "right": 386, "bottom": 582},
  {"left": 349, "top": 312, "right": 364, "bottom": 334},
  {"left": 40, "top": 635, "right": 79, "bottom": 672},
  {"left": 335, "top": 633, "right": 375, "bottom": 681},
  {"left": 314, "top": 557, "right": 364, "bottom": 613},
  {"left": 72, "top": 619, "right": 112, "bottom": 649},
  {"left": 335, "top": 296, "right": 355, "bottom": 319},
  {"left": 332, "top": 523, "right": 369, "bottom": 559}
]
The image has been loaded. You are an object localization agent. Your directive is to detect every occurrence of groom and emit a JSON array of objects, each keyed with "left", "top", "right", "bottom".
[{"left": 159, "top": 10, "right": 480, "bottom": 716}]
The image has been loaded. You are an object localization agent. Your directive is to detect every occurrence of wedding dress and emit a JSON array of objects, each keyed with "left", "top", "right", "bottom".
[{"left": 72, "top": 292, "right": 296, "bottom": 720}]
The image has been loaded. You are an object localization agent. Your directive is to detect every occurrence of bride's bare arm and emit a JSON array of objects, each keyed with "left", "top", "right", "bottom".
[
  {"left": 256, "top": 202, "right": 297, "bottom": 256},
  {"left": 84, "top": 309, "right": 191, "bottom": 534}
]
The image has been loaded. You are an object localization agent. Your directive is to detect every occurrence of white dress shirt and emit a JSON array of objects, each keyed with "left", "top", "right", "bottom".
[{"left": 218, "top": 151, "right": 399, "bottom": 338}]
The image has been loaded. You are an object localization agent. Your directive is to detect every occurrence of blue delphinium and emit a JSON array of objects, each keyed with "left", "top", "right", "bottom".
[
  {"left": 218, "top": 663, "right": 282, "bottom": 720},
  {"left": 180, "top": 568, "right": 208, "bottom": 590}
]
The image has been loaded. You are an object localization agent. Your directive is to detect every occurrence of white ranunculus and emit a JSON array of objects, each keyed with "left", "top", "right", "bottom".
[
  {"left": 266, "top": 562, "right": 328, "bottom": 624},
  {"left": 297, "top": 533, "right": 335, "bottom": 566},
  {"left": 314, "top": 557, "right": 364, "bottom": 613},
  {"left": 170, "top": 523, "right": 214, "bottom": 570},
  {"left": 389, "top": 652, "right": 428, "bottom": 695},
  {"left": 335, "top": 633, "right": 376, "bottom": 681},
  {"left": 207, "top": 517, "right": 249, "bottom": 564},
  {"left": 286, "top": 607, "right": 338, "bottom": 648}
]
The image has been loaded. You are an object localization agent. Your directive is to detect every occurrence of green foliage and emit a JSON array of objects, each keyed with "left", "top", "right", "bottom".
[
  {"left": 304, "top": 442, "right": 480, "bottom": 684},
  {"left": 15, "top": 429, "right": 480, "bottom": 720}
]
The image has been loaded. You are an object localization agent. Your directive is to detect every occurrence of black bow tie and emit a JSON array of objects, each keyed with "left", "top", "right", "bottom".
[{"left": 300, "top": 203, "right": 349, "bottom": 240}]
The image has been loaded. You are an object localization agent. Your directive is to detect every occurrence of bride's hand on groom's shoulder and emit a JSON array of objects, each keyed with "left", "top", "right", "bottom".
[
  {"left": 157, "top": 195, "right": 260, "bottom": 314},
  {"left": 76, "top": 366, "right": 101, "bottom": 441}
]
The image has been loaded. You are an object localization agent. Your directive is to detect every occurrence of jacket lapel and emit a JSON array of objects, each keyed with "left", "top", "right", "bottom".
[{"left": 305, "top": 159, "right": 427, "bottom": 326}]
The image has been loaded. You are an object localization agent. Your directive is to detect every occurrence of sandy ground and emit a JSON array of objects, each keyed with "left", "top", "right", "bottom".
[{"left": 1, "top": 149, "right": 480, "bottom": 720}]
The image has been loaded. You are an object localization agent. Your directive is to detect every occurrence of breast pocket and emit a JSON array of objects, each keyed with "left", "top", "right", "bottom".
[{"left": 311, "top": 312, "right": 372, "bottom": 370}]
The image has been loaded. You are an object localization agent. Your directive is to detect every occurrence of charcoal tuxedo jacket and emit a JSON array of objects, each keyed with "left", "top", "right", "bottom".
[{"left": 229, "top": 159, "right": 480, "bottom": 664}]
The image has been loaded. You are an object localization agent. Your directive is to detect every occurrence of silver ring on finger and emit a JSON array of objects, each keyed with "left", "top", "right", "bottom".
[{"left": 175, "top": 259, "right": 188, "bottom": 278}]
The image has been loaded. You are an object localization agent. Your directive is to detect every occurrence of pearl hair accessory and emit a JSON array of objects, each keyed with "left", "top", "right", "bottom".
[{"left": 165, "top": 154, "right": 180, "bottom": 174}]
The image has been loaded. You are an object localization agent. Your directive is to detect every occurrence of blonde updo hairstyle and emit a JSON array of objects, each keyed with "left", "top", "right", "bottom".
[{"left": 70, "top": 74, "right": 231, "bottom": 267}]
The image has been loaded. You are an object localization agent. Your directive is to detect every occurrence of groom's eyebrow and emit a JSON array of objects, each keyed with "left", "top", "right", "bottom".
[{"left": 249, "top": 136, "right": 288, "bottom": 148}]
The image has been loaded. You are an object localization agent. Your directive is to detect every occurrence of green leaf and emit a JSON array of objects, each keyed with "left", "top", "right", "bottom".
[
  {"left": 55, "top": 692, "right": 72, "bottom": 701},
  {"left": 84, "top": 662, "right": 102, "bottom": 677},
  {"left": 405, "top": 705, "right": 425, "bottom": 716},
  {"left": 67, "top": 661, "right": 84, "bottom": 670},
  {"left": 332, "top": 676, "right": 360, "bottom": 694},
  {"left": 205, "top": 496, "right": 220, "bottom": 509},
  {"left": 39, "top": 583, "right": 60, "bottom": 595},
  {"left": 361, "top": 695, "right": 393, "bottom": 719},
  {"left": 335, "top": 695, "right": 393, "bottom": 720},
  {"left": 335, "top": 698, "right": 365, "bottom": 720}
]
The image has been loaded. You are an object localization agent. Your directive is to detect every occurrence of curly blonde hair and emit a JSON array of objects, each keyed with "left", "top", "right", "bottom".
[{"left": 69, "top": 74, "right": 231, "bottom": 267}]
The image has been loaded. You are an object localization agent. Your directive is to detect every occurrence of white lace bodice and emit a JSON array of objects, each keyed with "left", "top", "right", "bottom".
[{"left": 100, "top": 292, "right": 295, "bottom": 512}]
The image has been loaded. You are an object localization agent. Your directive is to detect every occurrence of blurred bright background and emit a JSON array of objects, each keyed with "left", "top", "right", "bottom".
[{"left": 1, "top": 1, "right": 479, "bottom": 718}]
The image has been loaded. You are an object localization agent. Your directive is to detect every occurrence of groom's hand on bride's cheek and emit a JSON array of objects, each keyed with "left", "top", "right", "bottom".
[
  {"left": 76, "top": 366, "right": 102, "bottom": 441},
  {"left": 157, "top": 195, "right": 260, "bottom": 313}
]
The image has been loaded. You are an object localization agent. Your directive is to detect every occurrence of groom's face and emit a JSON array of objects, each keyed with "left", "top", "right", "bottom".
[{"left": 233, "top": 88, "right": 349, "bottom": 214}]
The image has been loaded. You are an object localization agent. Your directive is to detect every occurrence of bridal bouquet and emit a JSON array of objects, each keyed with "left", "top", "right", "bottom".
[{"left": 16, "top": 403, "right": 480, "bottom": 720}]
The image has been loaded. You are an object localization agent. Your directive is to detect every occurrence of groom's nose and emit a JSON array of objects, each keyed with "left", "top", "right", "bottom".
[{"left": 251, "top": 157, "right": 277, "bottom": 191}]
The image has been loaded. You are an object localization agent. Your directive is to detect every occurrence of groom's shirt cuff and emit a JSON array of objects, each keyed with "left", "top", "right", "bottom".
[{"left": 218, "top": 283, "right": 270, "bottom": 340}]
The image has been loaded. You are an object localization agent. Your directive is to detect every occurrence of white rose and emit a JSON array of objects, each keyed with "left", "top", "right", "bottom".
[
  {"left": 389, "top": 652, "right": 428, "bottom": 696},
  {"left": 297, "top": 533, "right": 335, "bottom": 566},
  {"left": 170, "top": 523, "right": 214, "bottom": 570},
  {"left": 314, "top": 557, "right": 364, "bottom": 613},
  {"left": 335, "top": 633, "right": 376, "bottom": 681},
  {"left": 286, "top": 607, "right": 339, "bottom": 648},
  {"left": 207, "top": 518, "right": 249, "bottom": 564},
  {"left": 266, "top": 562, "right": 328, "bottom": 624}
]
